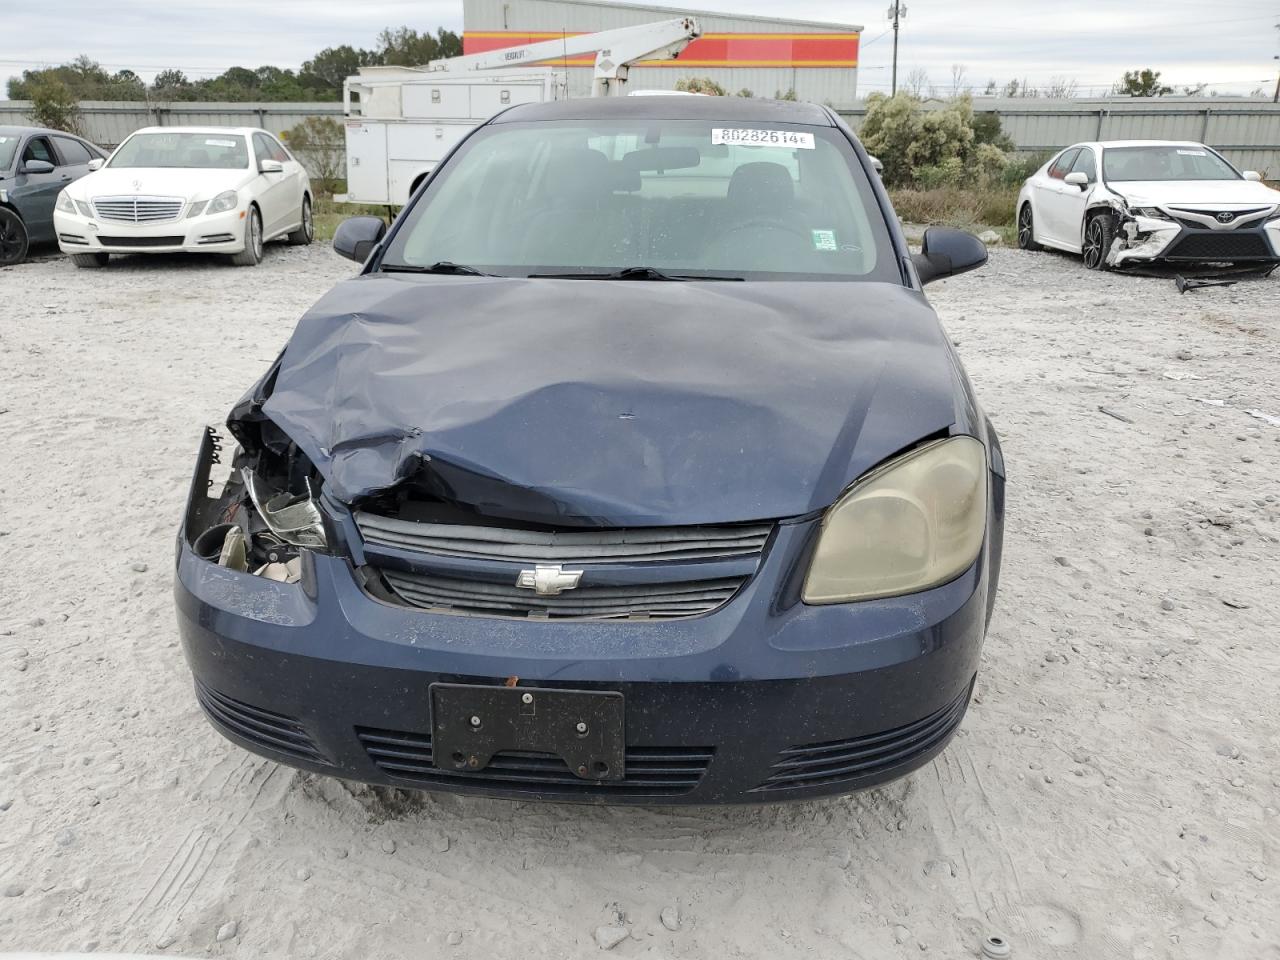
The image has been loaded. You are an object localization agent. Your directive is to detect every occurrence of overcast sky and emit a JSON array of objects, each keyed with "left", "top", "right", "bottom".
[{"left": 4, "top": 0, "right": 1279, "bottom": 99}]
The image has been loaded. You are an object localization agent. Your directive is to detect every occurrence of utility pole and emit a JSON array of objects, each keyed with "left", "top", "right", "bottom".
[{"left": 888, "top": 2, "right": 906, "bottom": 96}]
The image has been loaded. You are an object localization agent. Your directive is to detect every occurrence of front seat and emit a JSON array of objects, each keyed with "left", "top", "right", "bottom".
[
  {"left": 705, "top": 161, "right": 810, "bottom": 271},
  {"left": 519, "top": 148, "right": 619, "bottom": 268}
]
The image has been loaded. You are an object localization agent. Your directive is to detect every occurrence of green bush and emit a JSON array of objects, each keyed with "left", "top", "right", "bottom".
[
  {"left": 284, "top": 116, "right": 345, "bottom": 194},
  {"left": 674, "top": 77, "right": 726, "bottom": 96},
  {"left": 26, "top": 78, "right": 82, "bottom": 134}
]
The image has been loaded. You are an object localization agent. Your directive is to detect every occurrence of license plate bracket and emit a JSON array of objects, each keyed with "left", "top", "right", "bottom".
[{"left": 430, "top": 684, "right": 625, "bottom": 781}]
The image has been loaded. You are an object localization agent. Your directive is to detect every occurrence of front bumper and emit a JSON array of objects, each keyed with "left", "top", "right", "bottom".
[
  {"left": 54, "top": 206, "right": 247, "bottom": 255},
  {"left": 1111, "top": 215, "right": 1280, "bottom": 266},
  {"left": 175, "top": 433, "right": 1004, "bottom": 804}
]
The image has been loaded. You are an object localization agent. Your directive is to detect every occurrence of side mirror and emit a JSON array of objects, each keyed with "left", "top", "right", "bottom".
[
  {"left": 1063, "top": 171, "right": 1089, "bottom": 188},
  {"left": 1242, "top": 170, "right": 1262, "bottom": 182},
  {"left": 22, "top": 159, "right": 55, "bottom": 175},
  {"left": 333, "top": 215, "right": 387, "bottom": 263},
  {"left": 87, "top": 157, "right": 105, "bottom": 171},
  {"left": 911, "top": 227, "right": 988, "bottom": 286},
  {"left": 868, "top": 155, "right": 884, "bottom": 177},
  {"left": 259, "top": 159, "right": 284, "bottom": 174}
]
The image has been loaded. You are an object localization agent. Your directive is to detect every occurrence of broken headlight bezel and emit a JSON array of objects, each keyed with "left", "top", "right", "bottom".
[
  {"left": 242, "top": 467, "right": 328, "bottom": 550},
  {"left": 1129, "top": 206, "right": 1172, "bottom": 220},
  {"left": 802, "top": 436, "right": 988, "bottom": 604}
]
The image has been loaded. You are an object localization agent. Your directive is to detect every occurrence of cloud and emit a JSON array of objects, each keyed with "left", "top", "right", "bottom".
[{"left": 5, "top": 0, "right": 1278, "bottom": 97}]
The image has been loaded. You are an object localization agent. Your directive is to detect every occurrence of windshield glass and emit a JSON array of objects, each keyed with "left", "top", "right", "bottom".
[
  {"left": 381, "top": 119, "right": 897, "bottom": 281},
  {"left": 0, "top": 134, "right": 18, "bottom": 170},
  {"left": 108, "top": 132, "right": 249, "bottom": 169},
  {"left": 1102, "top": 145, "right": 1239, "bottom": 182}
]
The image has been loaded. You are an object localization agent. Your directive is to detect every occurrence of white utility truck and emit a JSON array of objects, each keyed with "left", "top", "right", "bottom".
[{"left": 337, "top": 17, "right": 701, "bottom": 207}]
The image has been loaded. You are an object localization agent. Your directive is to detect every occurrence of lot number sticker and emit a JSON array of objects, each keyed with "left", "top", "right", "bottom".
[
  {"left": 811, "top": 229, "right": 838, "bottom": 251},
  {"left": 712, "top": 128, "right": 815, "bottom": 149}
]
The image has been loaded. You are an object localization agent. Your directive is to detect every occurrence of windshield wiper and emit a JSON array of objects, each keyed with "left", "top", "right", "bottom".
[
  {"left": 381, "top": 261, "right": 493, "bottom": 277},
  {"left": 529, "top": 266, "right": 743, "bottom": 281}
]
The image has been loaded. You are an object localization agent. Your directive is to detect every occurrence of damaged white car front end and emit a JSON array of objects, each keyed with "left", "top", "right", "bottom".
[{"left": 1017, "top": 140, "right": 1280, "bottom": 271}]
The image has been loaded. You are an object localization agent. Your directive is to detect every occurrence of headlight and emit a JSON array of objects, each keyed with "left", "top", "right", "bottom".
[
  {"left": 242, "top": 467, "right": 327, "bottom": 549},
  {"left": 76, "top": 200, "right": 93, "bottom": 217},
  {"left": 803, "top": 436, "right": 988, "bottom": 604},
  {"left": 206, "top": 190, "right": 238, "bottom": 214},
  {"left": 186, "top": 200, "right": 208, "bottom": 219},
  {"left": 1130, "top": 206, "right": 1171, "bottom": 220},
  {"left": 56, "top": 191, "right": 76, "bottom": 214}
]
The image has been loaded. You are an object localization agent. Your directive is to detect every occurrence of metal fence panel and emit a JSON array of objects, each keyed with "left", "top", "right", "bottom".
[{"left": 3, "top": 96, "right": 1278, "bottom": 178}]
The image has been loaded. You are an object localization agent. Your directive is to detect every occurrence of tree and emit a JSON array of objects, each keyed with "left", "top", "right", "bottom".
[
  {"left": 1113, "top": 69, "right": 1173, "bottom": 97},
  {"left": 284, "top": 116, "right": 345, "bottom": 193},
  {"left": 26, "top": 77, "right": 82, "bottom": 133},
  {"left": 1043, "top": 76, "right": 1078, "bottom": 99},
  {"left": 903, "top": 68, "right": 929, "bottom": 98},
  {"left": 377, "top": 26, "right": 462, "bottom": 66},
  {"left": 735, "top": 88, "right": 754, "bottom": 98},
  {"left": 675, "top": 76, "right": 726, "bottom": 95},
  {"left": 774, "top": 87, "right": 798, "bottom": 101},
  {"left": 301, "top": 45, "right": 383, "bottom": 97},
  {"left": 949, "top": 64, "right": 969, "bottom": 97}
]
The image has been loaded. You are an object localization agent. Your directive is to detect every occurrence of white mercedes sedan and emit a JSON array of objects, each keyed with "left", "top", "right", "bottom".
[
  {"left": 54, "top": 126, "right": 313, "bottom": 267},
  {"left": 1016, "top": 140, "right": 1280, "bottom": 270}
]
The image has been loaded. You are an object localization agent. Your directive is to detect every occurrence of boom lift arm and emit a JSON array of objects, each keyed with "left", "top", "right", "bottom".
[{"left": 425, "top": 17, "right": 702, "bottom": 96}]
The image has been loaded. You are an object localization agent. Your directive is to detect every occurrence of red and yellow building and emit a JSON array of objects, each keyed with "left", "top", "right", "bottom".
[{"left": 462, "top": 0, "right": 861, "bottom": 104}]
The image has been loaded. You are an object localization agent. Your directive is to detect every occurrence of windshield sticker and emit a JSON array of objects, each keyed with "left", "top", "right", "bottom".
[
  {"left": 811, "top": 229, "right": 838, "bottom": 252},
  {"left": 712, "top": 128, "right": 815, "bottom": 150},
  {"left": 205, "top": 138, "right": 238, "bottom": 147},
  {"left": 1176, "top": 149, "right": 1207, "bottom": 156}
]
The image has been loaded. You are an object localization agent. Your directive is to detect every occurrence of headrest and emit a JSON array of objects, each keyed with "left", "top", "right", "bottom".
[{"left": 727, "top": 162, "right": 795, "bottom": 207}]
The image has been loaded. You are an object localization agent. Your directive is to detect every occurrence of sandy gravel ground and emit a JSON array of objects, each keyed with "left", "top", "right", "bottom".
[{"left": 1, "top": 242, "right": 1277, "bottom": 959}]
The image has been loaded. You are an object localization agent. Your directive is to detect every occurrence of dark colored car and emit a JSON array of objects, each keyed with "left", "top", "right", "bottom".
[
  {"left": 0, "top": 125, "right": 107, "bottom": 266},
  {"left": 176, "top": 97, "right": 1003, "bottom": 804}
]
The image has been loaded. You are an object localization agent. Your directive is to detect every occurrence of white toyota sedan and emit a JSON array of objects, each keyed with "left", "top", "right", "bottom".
[
  {"left": 1016, "top": 140, "right": 1280, "bottom": 270},
  {"left": 54, "top": 126, "right": 312, "bottom": 267}
]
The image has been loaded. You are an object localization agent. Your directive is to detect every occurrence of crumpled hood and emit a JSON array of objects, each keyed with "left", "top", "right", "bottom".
[
  {"left": 1114, "top": 179, "right": 1280, "bottom": 208},
  {"left": 253, "top": 274, "right": 964, "bottom": 526}
]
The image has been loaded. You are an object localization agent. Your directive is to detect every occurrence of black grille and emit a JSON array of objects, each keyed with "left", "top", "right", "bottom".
[
  {"left": 355, "top": 513, "right": 772, "bottom": 564},
  {"left": 1163, "top": 232, "right": 1274, "bottom": 261},
  {"left": 195, "top": 679, "right": 328, "bottom": 765},
  {"left": 98, "top": 235, "right": 184, "bottom": 248},
  {"left": 751, "top": 679, "right": 974, "bottom": 793},
  {"left": 379, "top": 567, "right": 745, "bottom": 620},
  {"left": 356, "top": 726, "right": 712, "bottom": 797}
]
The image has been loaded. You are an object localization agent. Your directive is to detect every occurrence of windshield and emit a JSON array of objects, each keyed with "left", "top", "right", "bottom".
[
  {"left": 1102, "top": 145, "right": 1239, "bottom": 182},
  {"left": 108, "top": 132, "right": 249, "bottom": 169},
  {"left": 381, "top": 119, "right": 897, "bottom": 281},
  {"left": 0, "top": 134, "right": 18, "bottom": 170}
]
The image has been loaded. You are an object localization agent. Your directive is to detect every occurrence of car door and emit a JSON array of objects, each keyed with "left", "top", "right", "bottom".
[
  {"left": 252, "top": 132, "right": 292, "bottom": 238},
  {"left": 11, "top": 135, "right": 67, "bottom": 243},
  {"left": 268, "top": 133, "right": 306, "bottom": 231},
  {"left": 1035, "top": 147, "right": 1082, "bottom": 247},
  {"left": 52, "top": 135, "right": 95, "bottom": 187}
]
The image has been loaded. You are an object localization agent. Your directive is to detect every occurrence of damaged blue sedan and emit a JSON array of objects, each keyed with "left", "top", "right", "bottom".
[{"left": 176, "top": 96, "right": 1004, "bottom": 804}]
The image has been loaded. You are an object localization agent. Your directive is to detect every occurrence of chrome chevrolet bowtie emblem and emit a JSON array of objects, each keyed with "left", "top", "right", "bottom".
[
  {"left": 516, "top": 564, "right": 583, "bottom": 596},
  {"left": 1216, "top": 211, "right": 1235, "bottom": 223}
]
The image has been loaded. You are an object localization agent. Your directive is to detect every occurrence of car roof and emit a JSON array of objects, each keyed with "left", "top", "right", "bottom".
[
  {"left": 1069, "top": 140, "right": 1211, "bottom": 150},
  {"left": 127, "top": 126, "right": 266, "bottom": 136},
  {"left": 493, "top": 96, "right": 833, "bottom": 126},
  {"left": 0, "top": 125, "right": 85, "bottom": 138}
]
